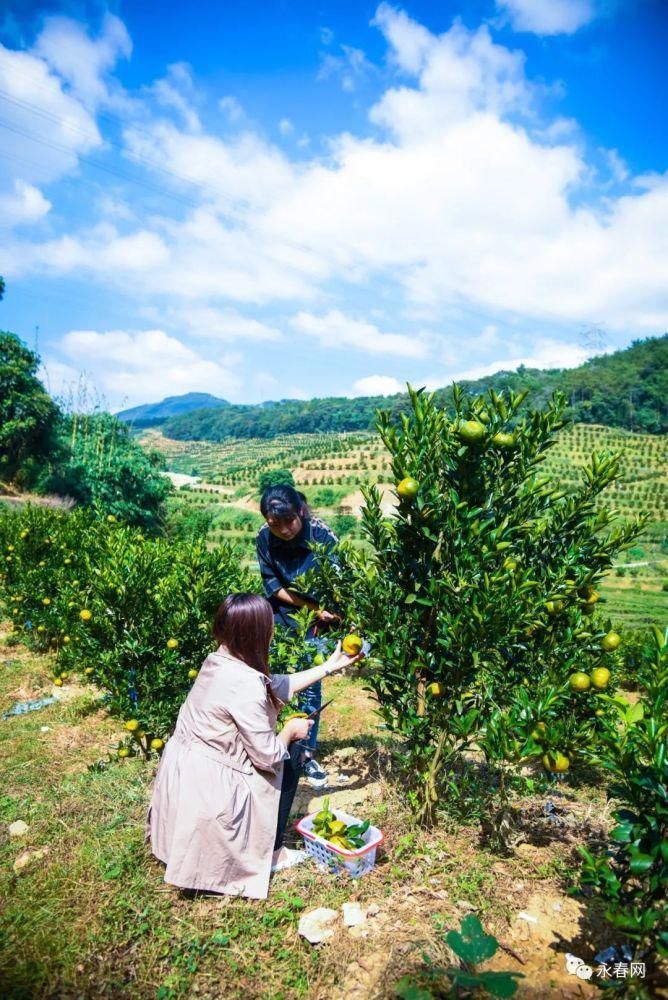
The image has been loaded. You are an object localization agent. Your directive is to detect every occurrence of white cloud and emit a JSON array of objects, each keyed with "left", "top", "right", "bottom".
[
  {"left": 3, "top": 4, "right": 668, "bottom": 360},
  {"left": 54, "top": 329, "right": 240, "bottom": 408},
  {"left": 219, "top": 95, "right": 244, "bottom": 122},
  {"left": 496, "top": 0, "right": 596, "bottom": 35},
  {"left": 0, "top": 42, "right": 103, "bottom": 188},
  {"left": 318, "top": 45, "right": 375, "bottom": 92},
  {"left": 150, "top": 63, "right": 200, "bottom": 131},
  {"left": 423, "top": 337, "right": 606, "bottom": 390},
  {"left": 279, "top": 118, "right": 294, "bottom": 136},
  {"left": 0, "top": 180, "right": 50, "bottom": 229},
  {"left": 291, "top": 310, "right": 428, "bottom": 358},
  {"left": 34, "top": 12, "right": 131, "bottom": 105},
  {"left": 352, "top": 375, "right": 404, "bottom": 396},
  {"left": 166, "top": 306, "right": 283, "bottom": 342}
]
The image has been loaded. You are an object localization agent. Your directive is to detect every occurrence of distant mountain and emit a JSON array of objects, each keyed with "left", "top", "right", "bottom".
[
  {"left": 116, "top": 392, "right": 230, "bottom": 426},
  {"left": 139, "top": 335, "right": 667, "bottom": 440}
]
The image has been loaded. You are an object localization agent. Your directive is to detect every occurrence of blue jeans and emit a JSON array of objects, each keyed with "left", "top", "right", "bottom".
[{"left": 297, "top": 678, "right": 321, "bottom": 753}]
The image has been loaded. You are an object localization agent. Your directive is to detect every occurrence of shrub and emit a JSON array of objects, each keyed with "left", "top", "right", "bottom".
[
  {"left": 575, "top": 625, "right": 668, "bottom": 992},
  {"left": 0, "top": 504, "right": 255, "bottom": 744},
  {"left": 308, "top": 386, "right": 646, "bottom": 825}
]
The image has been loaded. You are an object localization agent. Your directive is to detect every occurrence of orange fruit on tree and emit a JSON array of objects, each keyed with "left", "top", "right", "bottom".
[
  {"left": 491, "top": 432, "right": 516, "bottom": 449},
  {"left": 187, "top": 669, "right": 198, "bottom": 680},
  {"left": 118, "top": 747, "right": 130, "bottom": 758},
  {"left": 397, "top": 477, "right": 419, "bottom": 499},
  {"left": 313, "top": 652, "right": 326, "bottom": 665},
  {"left": 590, "top": 667, "right": 611, "bottom": 689},
  {"left": 125, "top": 719, "right": 140, "bottom": 733},
  {"left": 543, "top": 751, "right": 570, "bottom": 773},
  {"left": 150, "top": 738, "right": 164, "bottom": 751},
  {"left": 569, "top": 672, "right": 591, "bottom": 692},
  {"left": 342, "top": 634, "right": 363, "bottom": 655},
  {"left": 458, "top": 420, "right": 487, "bottom": 444},
  {"left": 79, "top": 609, "right": 92, "bottom": 622},
  {"left": 531, "top": 721, "right": 548, "bottom": 742},
  {"left": 601, "top": 631, "right": 621, "bottom": 652},
  {"left": 166, "top": 638, "right": 179, "bottom": 650}
]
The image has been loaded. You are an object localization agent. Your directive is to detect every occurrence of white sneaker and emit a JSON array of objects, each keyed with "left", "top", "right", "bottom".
[
  {"left": 270, "top": 848, "right": 307, "bottom": 873},
  {"left": 303, "top": 758, "right": 328, "bottom": 789}
]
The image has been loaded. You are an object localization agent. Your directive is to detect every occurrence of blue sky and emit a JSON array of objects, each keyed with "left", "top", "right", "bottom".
[{"left": 0, "top": 0, "right": 666, "bottom": 411}]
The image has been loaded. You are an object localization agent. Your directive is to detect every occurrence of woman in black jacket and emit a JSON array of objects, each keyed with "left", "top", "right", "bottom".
[{"left": 256, "top": 484, "right": 340, "bottom": 788}]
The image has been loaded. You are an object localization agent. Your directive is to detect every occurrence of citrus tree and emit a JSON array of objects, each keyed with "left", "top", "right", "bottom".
[
  {"left": 575, "top": 625, "right": 667, "bottom": 994},
  {"left": 0, "top": 504, "right": 255, "bottom": 750},
  {"left": 309, "top": 386, "right": 646, "bottom": 825}
]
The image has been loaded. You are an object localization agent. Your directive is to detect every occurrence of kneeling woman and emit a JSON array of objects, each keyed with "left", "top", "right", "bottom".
[{"left": 146, "top": 592, "right": 357, "bottom": 900}]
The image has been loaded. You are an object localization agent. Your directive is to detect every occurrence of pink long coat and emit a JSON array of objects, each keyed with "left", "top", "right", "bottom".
[{"left": 146, "top": 648, "right": 292, "bottom": 899}]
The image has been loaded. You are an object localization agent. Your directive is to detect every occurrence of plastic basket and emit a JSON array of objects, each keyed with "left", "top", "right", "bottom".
[{"left": 295, "top": 808, "right": 384, "bottom": 878}]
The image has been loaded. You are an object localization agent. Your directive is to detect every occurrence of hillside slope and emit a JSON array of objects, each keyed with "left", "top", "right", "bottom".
[
  {"left": 117, "top": 392, "right": 229, "bottom": 424},
  {"left": 161, "top": 335, "right": 667, "bottom": 441}
]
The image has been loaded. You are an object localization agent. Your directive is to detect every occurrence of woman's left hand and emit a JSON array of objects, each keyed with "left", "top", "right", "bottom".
[{"left": 324, "top": 640, "right": 364, "bottom": 674}]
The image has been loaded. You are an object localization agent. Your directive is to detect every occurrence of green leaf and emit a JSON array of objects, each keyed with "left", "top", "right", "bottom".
[
  {"left": 446, "top": 914, "right": 498, "bottom": 964},
  {"left": 628, "top": 848, "right": 654, "bottom": 876},
  {"left": 394, "top": 975, "right": 434, "bottom": 1000}
]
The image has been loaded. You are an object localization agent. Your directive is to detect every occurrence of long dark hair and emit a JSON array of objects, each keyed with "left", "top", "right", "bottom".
[
  {"left": 260, "top": 484, "right": 310, "bottom": 522},
  {"left": 212, "top": 593, "right": 281, "bottom": 709}
]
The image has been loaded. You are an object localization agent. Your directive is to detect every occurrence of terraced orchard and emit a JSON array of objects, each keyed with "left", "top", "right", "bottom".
[{"left": 142, "top": 423, "right": 667, "bottom": 627}]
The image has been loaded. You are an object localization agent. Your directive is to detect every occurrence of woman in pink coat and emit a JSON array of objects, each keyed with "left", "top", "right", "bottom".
[{"left": 146, "top": 592, "right": 359, "bottom": 899}]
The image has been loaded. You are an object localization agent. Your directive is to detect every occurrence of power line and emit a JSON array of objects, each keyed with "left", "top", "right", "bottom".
[
  {"left": 0, "top": 86, "right": 216, "bottom": 196},
  {"left": 0, "top": 116, "right": 204, "bottom": 211}
]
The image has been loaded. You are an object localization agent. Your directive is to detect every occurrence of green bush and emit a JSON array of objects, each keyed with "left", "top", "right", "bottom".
[
  {"left": 308, "top": 386, "right": 646, "bottom": 825},
  {"left": 258, "top": 468, "right": 295, "bottom": 494},
  {"left": 0, "top": 504, "right": 255, "bottom": 745},
  {"left": 575, "top": 626, "right": 668, "bottom": 993},
  {"left": 42, "top": 413, "right": 172, "bottom": 531}
]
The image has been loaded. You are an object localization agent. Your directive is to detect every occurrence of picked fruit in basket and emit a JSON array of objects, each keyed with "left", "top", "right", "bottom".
[{"left": 311, "top": 797, "right": 371, "bottom": 850}]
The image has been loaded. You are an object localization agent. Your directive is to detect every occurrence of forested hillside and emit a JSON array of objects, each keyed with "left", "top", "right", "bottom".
[{"left": 161, "top": 335, "right": 667, "bottom": 441}]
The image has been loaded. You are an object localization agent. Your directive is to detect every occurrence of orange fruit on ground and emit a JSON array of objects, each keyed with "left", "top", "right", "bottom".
[
  {"left": 397, "top": 477, "right": 419, "bottom": 499},
  {"left": 590, "top": 667, "right": 611, "bottom": 689},
  {"left": 569, "top": 672, "right": 591, "bottom": 692},
  {"left": 342, "top": 634, "right": 363, "bottom": 655},
  {"left": 601, "top": 631, "right": 621, "bottom": 652}
]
